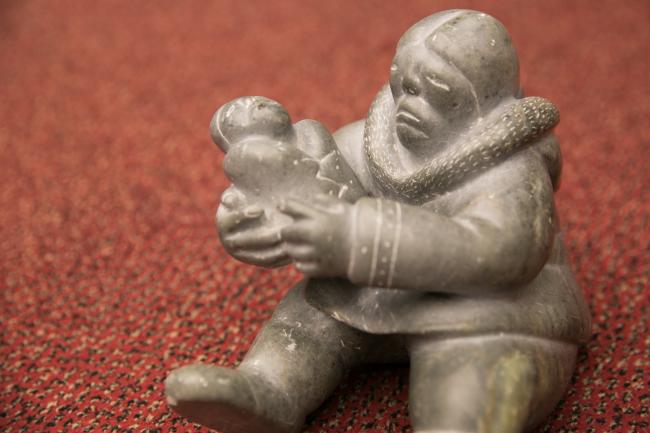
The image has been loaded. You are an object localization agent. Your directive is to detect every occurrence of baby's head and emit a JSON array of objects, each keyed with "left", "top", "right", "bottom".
[{"left": 210, "top": 96, "right": 294, "bottom": 152}]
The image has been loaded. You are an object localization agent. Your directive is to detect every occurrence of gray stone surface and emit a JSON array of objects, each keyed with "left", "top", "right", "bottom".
[{"left": 166, "top": 9, "right": 590, "bottom": 433}]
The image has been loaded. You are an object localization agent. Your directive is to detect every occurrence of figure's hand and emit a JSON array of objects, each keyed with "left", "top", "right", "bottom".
[
  {"left": 278, "top": 195, "right": 352, "bottom": 277},
  {"left": 217, "top": 188, "right": 289, "bottom": 267}
]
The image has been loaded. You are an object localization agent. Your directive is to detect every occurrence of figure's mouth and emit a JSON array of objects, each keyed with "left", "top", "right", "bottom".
[
  {"left": 396, "top": 110, "right": 420, "bottom": 126},
  {"left": 396, "top": 110, "right": 429, "bottom": 139}
]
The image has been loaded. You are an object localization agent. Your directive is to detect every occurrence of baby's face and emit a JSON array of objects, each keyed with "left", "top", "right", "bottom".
[{"left": 389, "top": 46, "right": 478, "bottom": 152}]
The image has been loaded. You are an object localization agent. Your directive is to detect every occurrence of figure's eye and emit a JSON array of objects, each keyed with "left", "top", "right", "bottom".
[
  {"left": 425, "top": 75, "right": 450, "bottom": 92},
  {"left": 404, "top": 84, "right": 418, "bottom": 95},
  {"left": 400, "top": 73, "right": 420, "bottom": 96}
]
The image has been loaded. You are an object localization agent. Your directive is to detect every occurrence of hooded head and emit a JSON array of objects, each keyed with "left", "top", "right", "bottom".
[{"left": 389, "top": 10, "right": 519, "bottom": 153}]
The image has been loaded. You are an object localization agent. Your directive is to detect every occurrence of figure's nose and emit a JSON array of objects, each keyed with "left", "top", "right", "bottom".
[{"left": 402, "top": 75, "right": 421, "bottom": 96}]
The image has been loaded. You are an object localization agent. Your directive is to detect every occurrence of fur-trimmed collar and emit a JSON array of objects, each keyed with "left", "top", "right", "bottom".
[{"left": 363, "top": 85, "right": 560, "bottom": 204}]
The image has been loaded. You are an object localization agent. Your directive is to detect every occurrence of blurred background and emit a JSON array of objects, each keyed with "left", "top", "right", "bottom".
[{"left": 1, "top": 0, "right": 648, "bottom": 431}]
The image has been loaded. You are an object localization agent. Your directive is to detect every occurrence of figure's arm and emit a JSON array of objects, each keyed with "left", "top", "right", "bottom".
[
  {"left": 345, "top": 155, "right": 555, "bottom": 294},
  {"left": 280, "top": 153, "right": 556, "bottom": 294}
]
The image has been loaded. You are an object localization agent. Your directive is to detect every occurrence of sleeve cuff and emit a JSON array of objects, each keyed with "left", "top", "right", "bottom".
[{"left": 347, "top": 198, "right": 402, "bottom": 288}]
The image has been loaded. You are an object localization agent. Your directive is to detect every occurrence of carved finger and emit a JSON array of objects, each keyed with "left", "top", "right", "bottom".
[
  {"left": 241, "top": 205, "right": 264, "bottom": 219},
  {"left": 295, "top": 261, "right": 321, "bottom": 275},
  {"left": 217, "top": 205, "right": 265, "bottom": 235},
  {"left": 311, "top": 193, "right": 346, "bottom": 213},
  {"left": 224, "top": 227, "right": 282, "bottom": 250},
  {"left": 278, "top": 199, "right": 319, "bottom": 220},
  {"left": 232, "top": 246, "right": 290, "bottom": 268},
  {"left": 280, "top": 222, "right": 315, "bottom": 244},
  {"left": 283, "top": 244, "right": 318, "bottom": 261}
]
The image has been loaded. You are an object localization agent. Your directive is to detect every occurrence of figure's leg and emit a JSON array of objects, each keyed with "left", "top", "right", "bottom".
[
  {"left": 407, "top": 334, "right": 578, "bottom": 433},
  {"left": 165, "top": 281, "right": 373, "bottom": 433}
]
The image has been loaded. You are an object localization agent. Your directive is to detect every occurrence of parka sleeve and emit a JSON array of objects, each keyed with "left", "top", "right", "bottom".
[{"left": 345, "top": 153, "right": 556, "bottom": 294}]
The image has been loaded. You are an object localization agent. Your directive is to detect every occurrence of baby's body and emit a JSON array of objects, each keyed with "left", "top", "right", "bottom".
[{"left": 210, "top": 96, "right": 364, "bottom": 230}]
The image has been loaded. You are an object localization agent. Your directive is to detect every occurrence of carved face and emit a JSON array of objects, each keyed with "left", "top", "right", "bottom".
[{"left": 389, "top": 46, "right": 479, "bottom": 152}]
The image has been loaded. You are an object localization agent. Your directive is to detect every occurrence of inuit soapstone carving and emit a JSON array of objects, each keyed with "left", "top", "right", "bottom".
[{"left": 166, "top": 10, "right": 590, "bottom": 433}]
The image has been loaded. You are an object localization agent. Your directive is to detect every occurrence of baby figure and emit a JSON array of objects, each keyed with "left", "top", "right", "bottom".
[{"left": 210, "top": 96, "right": 365, "bottom": 232}]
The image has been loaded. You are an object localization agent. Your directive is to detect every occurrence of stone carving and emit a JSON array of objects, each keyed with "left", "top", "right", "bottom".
[{"left": 166, "top": 9, "right": 590, "bottom": 433}]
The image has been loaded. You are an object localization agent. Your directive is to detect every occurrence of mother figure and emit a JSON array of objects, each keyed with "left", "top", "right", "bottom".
[{"left": 166, "top": 10, "right": 590, "bottom": 433}]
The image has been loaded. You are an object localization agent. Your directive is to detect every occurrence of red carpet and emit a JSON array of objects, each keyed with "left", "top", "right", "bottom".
[{"left": 1, "top": 1, "right": 648, "bottom": 431}]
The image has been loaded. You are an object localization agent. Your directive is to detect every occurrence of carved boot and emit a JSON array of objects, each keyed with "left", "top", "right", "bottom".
[
  {"left": 165, "top": 282, "right": 374, "bottom": 433},
  {"left": 165, "top": 363, "right": 303, "bottom": 433}
]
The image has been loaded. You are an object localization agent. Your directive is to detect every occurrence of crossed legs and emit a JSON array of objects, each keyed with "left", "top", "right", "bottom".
[{"left": 166, "top": 282, "right": 578, "bottom": 433}]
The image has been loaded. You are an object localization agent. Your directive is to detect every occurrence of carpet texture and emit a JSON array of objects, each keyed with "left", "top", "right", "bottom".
[{"left": 1, "top": 1, "right": 648, "bottom": 432}]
